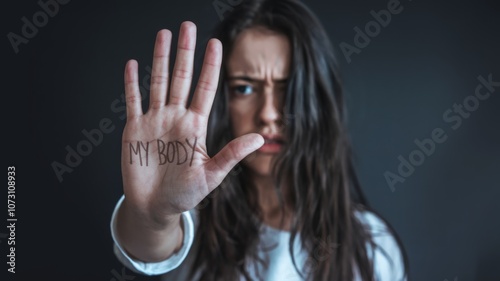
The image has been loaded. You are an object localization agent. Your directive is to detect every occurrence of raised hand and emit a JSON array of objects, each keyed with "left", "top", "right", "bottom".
[{"left": 120, "top": 22, "right": 264, "bottom": 228}]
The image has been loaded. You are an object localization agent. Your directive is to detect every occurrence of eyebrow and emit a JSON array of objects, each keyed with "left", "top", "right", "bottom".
[{"left": 226, "top": 76, "right": 288, "bottom": 84}]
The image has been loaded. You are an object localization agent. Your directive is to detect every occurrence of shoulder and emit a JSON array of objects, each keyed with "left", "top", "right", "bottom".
[{"left": 355, "top": 210, "right": 407, "bottom": 281}]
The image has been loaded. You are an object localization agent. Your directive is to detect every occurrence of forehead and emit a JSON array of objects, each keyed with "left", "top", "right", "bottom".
[{"left": 226, "top": 27, "right": 291, "bottom": 79}]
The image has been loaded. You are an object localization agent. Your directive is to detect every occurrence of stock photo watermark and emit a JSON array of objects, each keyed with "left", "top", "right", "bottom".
[
  {"left": 7, "top": 0, "right": 71, "bottom": 54},
  {"left": 339, "top": 0, "right": 410, "bottom": 64},
  {"left": 282, "top": 235, "right": 340, "bottom": 279},
  {"left": 6, "top": 166, "right": 17, "bottom": 274},
  {"left": 110, "top": 267, "right": 135, "bottom": 281},
  {"left": 213, "top": 0, "right": 243, "bottom": 20},
  {"left": 51, "top": 65, "right": 153, "bottom": 183},
  {"left": 385, "top": 73, "right": 499, "bottom": 192}
]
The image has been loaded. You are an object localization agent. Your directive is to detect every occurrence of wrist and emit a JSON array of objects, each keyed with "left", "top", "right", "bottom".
[{"left": 122, "top": 197, "right": 181, "bottom": 232}]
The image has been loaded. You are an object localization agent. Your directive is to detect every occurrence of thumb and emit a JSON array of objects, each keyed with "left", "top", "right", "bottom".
[{"left": 205, "top": 133, "right": 264, "bottom": 187}]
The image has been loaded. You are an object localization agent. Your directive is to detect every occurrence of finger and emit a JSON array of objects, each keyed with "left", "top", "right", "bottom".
[
  {"left": 169, "top": 21, "right": 196, "bottom": 106},
  {"left": 149, "top": 29, "right": 172, "bottom": 110},
  {"left": 124, "top": 59, "right": 143, "bottom": 118},
  {"left": 190, "top": 39, "right": 222, "bottom": 117},
  {"left": 206, "top": 134, "right": 264, "bottom": 189}
]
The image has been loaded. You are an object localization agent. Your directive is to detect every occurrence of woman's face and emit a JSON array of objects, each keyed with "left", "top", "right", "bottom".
[{"left": 226, "top": 27, "right": 291, "bottom": 176}]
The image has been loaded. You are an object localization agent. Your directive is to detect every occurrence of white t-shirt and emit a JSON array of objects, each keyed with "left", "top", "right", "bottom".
[{"left": 110, "top": 195, "right": 406, "bottom": 280}]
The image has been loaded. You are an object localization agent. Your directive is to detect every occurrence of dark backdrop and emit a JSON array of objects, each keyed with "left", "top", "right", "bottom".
[{"left": 3, "top": 0, "right": 499, "bottom": 280}]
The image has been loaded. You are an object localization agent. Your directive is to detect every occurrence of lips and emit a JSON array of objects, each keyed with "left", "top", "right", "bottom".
[{"left": 258, "top": 134, "right": 285, "bottom": 153}]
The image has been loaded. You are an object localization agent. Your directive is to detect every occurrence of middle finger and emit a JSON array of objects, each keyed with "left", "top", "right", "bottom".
[{"left": 168, "top": 21, "right": 197, "bottom": 107}]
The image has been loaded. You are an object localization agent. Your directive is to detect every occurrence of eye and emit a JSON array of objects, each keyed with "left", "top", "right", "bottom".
[{"left": 231, "top": 85, "right": 253, "bottom": 96}]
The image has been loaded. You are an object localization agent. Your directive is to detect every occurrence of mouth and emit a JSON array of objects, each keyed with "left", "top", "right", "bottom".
[{"left": 258, "top": 134, "right": 285, "bottom": 153}]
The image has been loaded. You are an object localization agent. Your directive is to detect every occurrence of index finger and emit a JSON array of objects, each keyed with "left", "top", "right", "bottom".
[{"left": 189, "top": 39, "right": 222, "bottom": 117}]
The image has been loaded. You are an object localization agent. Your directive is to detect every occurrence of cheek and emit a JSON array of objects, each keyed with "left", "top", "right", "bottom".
[{"left": 229, "top": 100, "right": 258, "bottom": 137}]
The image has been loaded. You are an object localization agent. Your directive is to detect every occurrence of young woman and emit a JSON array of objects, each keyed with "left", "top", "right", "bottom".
[{"left": 111, "top": 0, "right": 409, "bottom": 280}]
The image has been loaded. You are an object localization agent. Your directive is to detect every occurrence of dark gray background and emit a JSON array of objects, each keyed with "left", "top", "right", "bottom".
[{"left": 3, "top": 0, "right": 499, "bottom": 280}]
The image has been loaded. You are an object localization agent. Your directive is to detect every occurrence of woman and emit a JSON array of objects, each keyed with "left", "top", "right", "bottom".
[{"left": 111, "top": 0, "right": 409, "bottom": 280}]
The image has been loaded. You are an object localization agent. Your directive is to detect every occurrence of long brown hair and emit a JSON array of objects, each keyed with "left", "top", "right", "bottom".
[{"left": 192, "top": 0, "right": 409, "bottom": 280}]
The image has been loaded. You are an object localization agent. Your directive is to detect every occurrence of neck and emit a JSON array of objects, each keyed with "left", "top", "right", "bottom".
[{"left": 249, "top": 172, "right": 293, "bottom": 230}]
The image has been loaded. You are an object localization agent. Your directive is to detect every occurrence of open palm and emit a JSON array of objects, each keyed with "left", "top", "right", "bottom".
[{"left": 120, "top": 22, "right": 263, "bottom": 225}]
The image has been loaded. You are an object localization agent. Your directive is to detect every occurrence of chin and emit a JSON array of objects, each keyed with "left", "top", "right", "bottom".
[{"left": 242, "top": 152, "right": 275, "bottom": 177}]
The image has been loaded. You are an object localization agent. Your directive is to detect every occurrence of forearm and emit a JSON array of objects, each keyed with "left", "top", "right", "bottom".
[{"left": 115, "top": 198, "right": 184, "bottom": 262}]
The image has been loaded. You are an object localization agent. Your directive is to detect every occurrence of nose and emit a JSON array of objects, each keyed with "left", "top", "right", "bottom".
[{"left": 257, "top": 88, "right": 280, "bottom": 125}]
